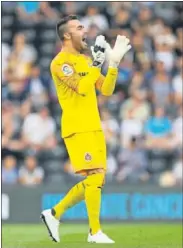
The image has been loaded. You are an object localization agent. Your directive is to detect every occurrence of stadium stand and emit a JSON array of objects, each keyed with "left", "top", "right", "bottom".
[{"left": 2, "top": 2, "right": 182, "bottom": 187}]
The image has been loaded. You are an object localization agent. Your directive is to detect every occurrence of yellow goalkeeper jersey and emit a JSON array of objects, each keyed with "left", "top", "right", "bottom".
[{"left": 50, "top": 51, "right": 105, "bottom": 138}]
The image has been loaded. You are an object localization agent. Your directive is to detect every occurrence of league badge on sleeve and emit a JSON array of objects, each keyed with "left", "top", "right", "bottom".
[{"left": 62, "top": 64, "right": 74, "bottom": 76}]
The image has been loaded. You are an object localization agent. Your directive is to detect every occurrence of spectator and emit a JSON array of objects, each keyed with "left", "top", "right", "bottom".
[
  {"left": 132, "top": 31, "right": 153, "bottom": 67},
  {"left": 105, "top": 2, "right": 124, "bottom": 21},
  {"left": 16, "top": 1, "right": 42, "bottom": 23},
  {"left": 120, "top": 113, "right": 144, "bottom": 148},
  {"left": 105, "top": 92, "right": 125, "bottom": 117},
  {"left": 39, "top": 2, "right": 59, "bottom": 21},
  {"left": 154, "top": 27, "right": 176, "bottom": 72},
  {"left": 13, "top": 33, "right": 37, "bottom": 63},
  {"left": 5, "top": 77, "right": 30, "bottom": 105},
  {"left": 175, "top": 28, "right": 183, "bottom": 57},
  {"left": 171, "top": 107, "right": 183, "bottom": 150},
  {"left": 120, "top": 89, "right": 151, "bottom": 122},
  {"left": 8, "top": 33, "right": 37, "bottom": 80},
  {"left": 165, "top": 97, "right": 180, "bottom": 120},
  {"left": 22, "top": 106, "right": 57, "bottom": 152},
  {"left": 150, "top": 61, "right": 173, "bottom": 107},
  {"left": 132, "top": 6, "right": 153, "bottom": 35},
  {"left": 117, "top": 137, "right": 149, "bottom": 182},
  {"left": 19, "top": 156, "right": 44, "bottom": 185},
  {"left": 16, "top": 2, "right": 58, "bottom": 23},
  {"left": 2, "top": 102, "right": 25, "bottom": 159},
  {"left": 97, "top": 94, "right": 109, "bottom": 110},
  {"left": 101, "top": 109, "right": 120, "bottom": 152},
  {"left": 172, "top": 153, "right": 183, "bottom": 186},
  {"left": 116, "top": 58, "right": 133, "bottom": 86},
  {"left": 60, "top": 2, "right": 83, "bottom": 16},
  {"left": 155, "top": 26, "right": 176, "bottom": 50},
  {"left": 2, "top": 156, "right": 18, "bottom": 184},
  {"left": 172, "top": 70, "right": 183, "bottom": 98},
  {"left": 81, "top": 5, "right": 109, "bottom": 31},
  {"left": 2, "top": 42, "right": 10, "bottom": 83},
  {"left": 111, "top": 8, "right": 131, "bottom": 30},
  {"left": 145, "top": 106, "right": 172, "bottom": 150},
  {"left": 173, "top": 57, "right": 183, "bottom": 107},
  {"left": 106, "top": 154, "right": 118, "bottom": 181},
  {"left": 19, "top": 99, "right": 32, "bottom": 119},
  {"left": 159, "top": 152, "right": 182, "bottom": 187},
  {"left": 26, "top": 63, "right": 51, "bottom": 108},
  {"left": 140, "top": 59, "right": 154, "bottom": 83},
  {"left": 129, "top": 70, "right": 146, "bottom": 92},
  {"left": 138, "top": 6, "right": 153, "bottom": 27},
  {"left": 154, "top": 2, "right": 175, "bottom": 23},
  {"left": 148, "top": 18, "right": 165, "bottom": 38}
]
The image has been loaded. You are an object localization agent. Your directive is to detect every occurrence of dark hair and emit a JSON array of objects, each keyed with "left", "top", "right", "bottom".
[{"left": 56, "top": 15, "right": 78, "bottom": 41}]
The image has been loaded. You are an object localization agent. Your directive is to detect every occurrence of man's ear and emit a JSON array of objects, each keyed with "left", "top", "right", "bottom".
[{"left": 64, "top": 33, "right": 71, "bottom": 40}]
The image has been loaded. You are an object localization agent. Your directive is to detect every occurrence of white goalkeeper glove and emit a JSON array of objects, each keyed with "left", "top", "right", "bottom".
[
  {"left": 105, "top": 35, "right": 132, "bottom": 68},
  {"left": 91, "top": 35, "right": 106, "bottom": 68}
]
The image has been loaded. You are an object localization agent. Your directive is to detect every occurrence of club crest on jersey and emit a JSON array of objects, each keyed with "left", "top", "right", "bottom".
[
  {"left": 85, "top": 153, "right": 92, "bottom": 161},
  {"left": 62, "top": 64, "right": 73, "bottom": 76}
]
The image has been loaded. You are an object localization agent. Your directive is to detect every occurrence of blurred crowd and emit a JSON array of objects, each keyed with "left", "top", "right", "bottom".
[{"left": 2, "top": 2, "right": 183, "bottom": 187}]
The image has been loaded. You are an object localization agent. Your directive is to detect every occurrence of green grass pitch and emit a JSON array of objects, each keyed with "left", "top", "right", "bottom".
[{"left": 2, "top": 223, "right": 182, "bottom": 248}]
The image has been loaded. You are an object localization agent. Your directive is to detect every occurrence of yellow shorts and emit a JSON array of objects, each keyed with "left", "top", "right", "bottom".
[{"left": 64, "top": 131, "right": 107, "bottom": 175}]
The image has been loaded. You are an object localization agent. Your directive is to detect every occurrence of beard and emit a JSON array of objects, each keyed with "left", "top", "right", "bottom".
[{"left": 71, "top": 34, "right": 88, "bottom": 53}]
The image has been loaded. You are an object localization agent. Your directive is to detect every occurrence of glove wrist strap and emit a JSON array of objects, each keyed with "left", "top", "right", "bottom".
[
  {"left": 109, "top": 61, "right": 119, "bottom": 68},
  {"left": 93, "top": 61, "right": 102, "bottom": 68}
]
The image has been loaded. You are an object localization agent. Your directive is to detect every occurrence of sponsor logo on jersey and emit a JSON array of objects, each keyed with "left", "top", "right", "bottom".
[
  {"left": 85, "top": 153, "right": 92, "bottom": 161},
  {"left": 62, "top": 64, "right": 73, "bottom": 76},
  {"left": 79, "top": 72, "right": 89, "bottom": 77}
]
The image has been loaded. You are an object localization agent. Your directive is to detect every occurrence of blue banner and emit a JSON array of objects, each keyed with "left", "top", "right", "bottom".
[{"left": 42, "top": 193, "right": 183, "bottom": 220}]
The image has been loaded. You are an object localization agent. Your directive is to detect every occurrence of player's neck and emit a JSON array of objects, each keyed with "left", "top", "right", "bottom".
[{"left": 62, "top": 44, "right": 80, "bottom": 55}]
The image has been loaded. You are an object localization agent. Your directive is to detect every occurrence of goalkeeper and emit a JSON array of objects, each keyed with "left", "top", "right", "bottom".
[{"left": 41, "top": 15, "right": 131, "bottom": 244}]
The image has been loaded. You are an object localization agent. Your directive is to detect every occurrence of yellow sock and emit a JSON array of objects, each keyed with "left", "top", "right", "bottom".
[
  {"left": 84, "top": 173, "right": 104, "bottom": 235},
  {"left": 53, "top": 181, "right": 85, "bottom": 219}
]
